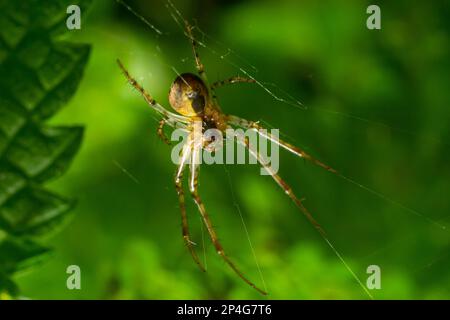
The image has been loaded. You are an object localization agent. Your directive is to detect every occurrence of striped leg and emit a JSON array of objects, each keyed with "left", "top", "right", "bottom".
[
  {"left": 211, "top": 76, "right": 256, "bottom": 90},
  {"left": 117, "top": 59, "right": 189, "bottom": 126},
  {"left": 228, "top": 115, "right": 338, "bottom": 174},
  {"left": 175, "top": 137, "right": 205, "bottom": 272},
  {"left": 234, "top": 129, "right": 373, "bottom": 299},
  {"left": 234, "top": 130, "right": 326, "bottom": 237},
  {"left": 157, "top": 119, "right": 171, "bottom": 145},
  {"left": 184, "top": 21, "right": 208, "bottom": 82},
  {"left": 188, "top": 133, "right": 267, "bottom": 295}
]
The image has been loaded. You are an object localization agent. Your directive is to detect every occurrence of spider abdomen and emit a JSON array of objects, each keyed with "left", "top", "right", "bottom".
[{"left": 168, "top": 73, "right": 209, "bottom": 117}]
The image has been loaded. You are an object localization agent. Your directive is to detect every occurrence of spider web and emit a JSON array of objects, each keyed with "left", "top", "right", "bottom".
[{"left": 114, "top": 0, "right": 450, "bottom": 298}]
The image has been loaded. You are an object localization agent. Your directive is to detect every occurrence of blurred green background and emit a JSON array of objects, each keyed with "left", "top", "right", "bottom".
[{"left": 15, "top": 0, "right": 450, "bottom": 299}]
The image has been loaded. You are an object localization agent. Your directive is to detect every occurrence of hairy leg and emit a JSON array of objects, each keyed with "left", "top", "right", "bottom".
[
  {"left": 233, "top": 129, "right": 373, "bottom": 299},
  {"left": 175, "top": 137, "right": 205, "bottom": 272},
  {"left": 157, "top": 119, "right": 171, "bottom": 145},
  {"left": 188, "top": 134, "right": 267, "bottom": 295},
  {"left": 234, "top": 130, "right": 326, "bottom": 237},
  {"left": 228, "top": 115, "right": 338, "bottom": 174},
  {"left": 211, "top": 76, "right": 256, "bottom": 90},
  {"left": 117, "top": 59, "right": 189, "bottom": 126},
  {"left": 183, "top": 20, "right": 208, "bottom": 82}
]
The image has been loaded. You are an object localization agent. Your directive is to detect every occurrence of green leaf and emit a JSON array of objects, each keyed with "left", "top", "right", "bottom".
[
  {"left": 0, "top": 272, "right": 19, "bottom": 297},
  {"left": 0, "top": 186, "right": 75, "bottom": 236},
  {"left": 0, "top": 0, "right": 91, "bottom": 294},
  {"left": 5, "top": 125, "right": 84, "bottom": 181},
  {"left": 0, "top": 231, "right": 50, "bottom": 274}
]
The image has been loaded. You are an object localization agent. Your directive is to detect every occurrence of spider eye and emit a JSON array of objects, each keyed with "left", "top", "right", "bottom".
[{"left": 168, "top": 73, "right": 208, "bottom": 117}]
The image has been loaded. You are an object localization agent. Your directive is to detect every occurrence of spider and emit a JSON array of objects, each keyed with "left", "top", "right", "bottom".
[{"left": 117, "top": 20, "right": 339, "bottom": 296}]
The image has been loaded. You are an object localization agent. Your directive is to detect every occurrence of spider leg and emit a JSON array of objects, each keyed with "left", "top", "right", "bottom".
[
  {"left": 233, "top": 129, "right": 374, "bottom": 299},
  {"left": 183, "top": 20, "right": 208, "bottom": 82},
  {"left": 175, "top": 136, "right": 206, "bottom": 272},
  {"left": 117, "top": 59, "right": 189, "bottom": 126},
  {"left": 188, "top": 132, "right": 267, "bottom": 295},
  {"left": 211, "top": 76, "right": 256, "bottom": 90},
  {"left": 234, "top": 130, "right": 326, "bottom": 237},
  {"left": 228, "top": 115, "right": 338, "bottom": 174},
  {"left": 157, "top": 119, "right": 171, "bottom": 145}
]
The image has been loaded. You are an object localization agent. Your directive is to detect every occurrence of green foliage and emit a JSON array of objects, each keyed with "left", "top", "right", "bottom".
[
  {"left": 6, "top": 0, "right": 449, "bottom": 299},
  {"left": 0, "top": 0, "right": 91, "bottom": 295}
]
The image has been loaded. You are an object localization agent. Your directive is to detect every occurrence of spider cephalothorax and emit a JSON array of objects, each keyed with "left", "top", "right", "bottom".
[{"left": 117, "top": 19, "right": 354, "bottom": 296}]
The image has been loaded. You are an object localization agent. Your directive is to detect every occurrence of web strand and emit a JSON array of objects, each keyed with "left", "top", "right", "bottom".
[
  {"left": 116, "top": 0, "right": 164, "bottom": 36},
  {"left": 223, "top": 166, "right": 269, "bottom": 296},
  {"left": 116, "top": 0, "right": 448, "bottom": 297}
]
